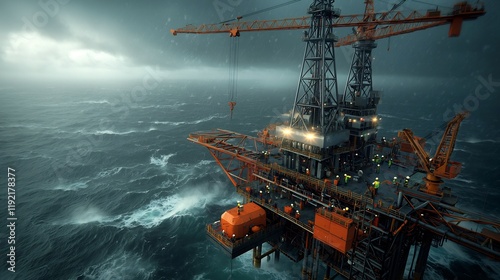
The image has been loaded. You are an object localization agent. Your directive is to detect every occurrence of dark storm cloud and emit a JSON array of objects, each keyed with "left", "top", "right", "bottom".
[{"left": 0, "top": 0, "right": 498, "bottom": 81}]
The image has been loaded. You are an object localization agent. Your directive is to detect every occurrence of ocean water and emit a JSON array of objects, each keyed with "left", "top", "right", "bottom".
[{"left": 1, "top": 78, "right": 499, "bottom": 280}]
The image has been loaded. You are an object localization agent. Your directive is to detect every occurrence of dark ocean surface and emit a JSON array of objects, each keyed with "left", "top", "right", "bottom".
[{"left": 1, "top": 77, "right": 499, "bottom": 280}]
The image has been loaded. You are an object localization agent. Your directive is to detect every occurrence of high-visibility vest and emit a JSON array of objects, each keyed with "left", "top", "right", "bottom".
[{"left": 373, "top": 181, "right": 380, "bottom": 189}]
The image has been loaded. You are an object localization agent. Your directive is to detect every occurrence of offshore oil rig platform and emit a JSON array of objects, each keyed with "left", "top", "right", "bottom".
[{"left": 172, "top": 1, "right": 500, "bottom": 279}]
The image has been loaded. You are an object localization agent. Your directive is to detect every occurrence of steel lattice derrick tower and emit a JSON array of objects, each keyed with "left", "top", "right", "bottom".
[
  {"left": 343, "top": 0, "right": 377, "bottom": 107},
  {"left": 343, "top": 40, "right": 377, "bottom": 109},
  {"left": 342, "top": 0, "right": 381, "bottom": 162},
  {"left": 290, "top": 0, "right": 341, "bottom": 135},
  {"left": 278, "top": 0, "right": 350, "bottom": 178}
]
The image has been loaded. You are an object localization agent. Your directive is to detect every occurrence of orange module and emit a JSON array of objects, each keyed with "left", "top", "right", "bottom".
[
  {"left": 313, "top": 209, "right": 356, "bottom": 254},
  {"left": 221, "top": 202, "right": 266, "bottom": 239}
]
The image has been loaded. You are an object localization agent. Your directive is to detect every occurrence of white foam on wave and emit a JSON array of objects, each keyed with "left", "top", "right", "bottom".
[
  {"left": 453, "top": 147, "right": 469, "bottom": 153},
  {"left": 81, "top": 251, "right": 154, "bottom": 280},
  {"left": 150, "top": 153, "right": 176, "bottom": 168},
  {"left": 459, "top": 138, "right": 500, "bottom": 144},
  {"left": 53, "top": 181, "right": 89, "bottom": 191},
  {"left": 454, "top": 176, "right": 474, "bottom": 184},
  {"left": 378, "top": 113, "right": 412, "bottom": 121},
  {"left": 94, "top": 130, "right": 138, "bottom": 135},
  {"left": 136, "top": 102, "right": 187, "bottom": 110},
  {"left": 78, "top": 100, "right": 112, "bottom": 105},
  {"left": 151, "top": 114, "right": 226, "bottom": 126},
  {"left": 98, "top": 167, "right": 123, "bottom": 178},
  {"left": 66, "top": 205, "right": 108, "bottom": 225},
  {"left": 114, "top": 185, "right": 222, "bottom": 229}
]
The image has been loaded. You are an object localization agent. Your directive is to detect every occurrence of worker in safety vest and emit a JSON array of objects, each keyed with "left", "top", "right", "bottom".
[
  {"left": 388, "top": 158, "right": 393, "bottom": 168},
  {"left": 404, "top": 176, "right": 410, "bottom": 187},
  {"left": 344, "top": 173, "right": 351, "bottom": 185},
  {"left": 376, "top": 164, "right": 380, "bottom": 174},
  {"left": 373, "top": 177, "right": 380, "bottom": 195},
  {"left": 393, "top": 176, "right": 398, "bottom": 185},
  {"left": 367, "top": 182, "right": 375, "bottom": 199},
  {"left": 333, "top": 175, "right": 340, "bottom": 186},
  {"left": 295, "top": 210, "right": 300, "bottom": 220}
]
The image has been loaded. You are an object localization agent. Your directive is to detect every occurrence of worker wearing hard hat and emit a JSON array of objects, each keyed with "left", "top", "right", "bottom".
[
  {"left": 373, "top": 178, "right": 380, "bottom": 195},
  {"left": 344, "top": 173, "right": 352, "bottom": 185},
  {"left": 334, "top": 175, "right": 340, "bottom": 186}
]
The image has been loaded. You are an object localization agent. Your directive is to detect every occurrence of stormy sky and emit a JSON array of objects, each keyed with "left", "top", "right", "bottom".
[{"left": 0, "top": 0, "right": 498, "bottom": 85}]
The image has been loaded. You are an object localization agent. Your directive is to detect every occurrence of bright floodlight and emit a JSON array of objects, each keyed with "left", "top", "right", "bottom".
[
  {"left": 283, "top": 127, "right": 292, "bottom": 136},
  {"left": 372, "top": 116, "right": 378, "bottom": 122},
  {"left": 306, "top": 132, "right": 315, "bottom": 141}
]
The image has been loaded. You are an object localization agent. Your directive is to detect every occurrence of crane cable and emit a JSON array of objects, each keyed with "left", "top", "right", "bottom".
[
  {"left": 224, "top": 0, "right": 302, "bottom": 119},
  {"left": 228, "top": 35, "right": 239, "bottom": 119}
]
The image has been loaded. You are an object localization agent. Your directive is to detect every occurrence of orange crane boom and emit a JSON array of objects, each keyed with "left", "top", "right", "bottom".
[
  {"left": 399, "top": 112, "right": 469, "bottom": 195},
  {"left": 171, "top": 2, "right": 485, "bottom": 46}
]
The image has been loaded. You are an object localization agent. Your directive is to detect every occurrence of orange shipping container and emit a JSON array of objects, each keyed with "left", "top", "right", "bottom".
[{"left": 221, "top": 202, "right": 266, "bottom": 239}]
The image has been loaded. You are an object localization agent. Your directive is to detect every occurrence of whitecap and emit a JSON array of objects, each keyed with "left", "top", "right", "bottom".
[
  {"left": 150, "top": 153, "right": 176, "bottom": 168},
  {"left": 197, "top": 160, "right": 214, "bottom": 166},
  {"left": 453, "top": 148, "right": 469, "bottom": 153},
  {"left": 458, "top": 138, "right": 499, "bottom": 144},
  {"left": 53, "top": 181, "right": 88, "bottom": 191},
  {"left": 453, "top": 176, "right": 473, "bottom": 184},
  {"left": 113, "top": 184, "right": 226, "bottom": 229},
  {"left": 80, "top": 251, "right": 154, "bottom": 279},
  {"left": 419, "top": 116, "right": 432, "bottom": 121},
  {"left": 64, "top": 206, "right": 107, "bottom": 225},
  {"left": 98, "top": 167, "right": 123, "bottom": 178},
  {"left": 94, "top": 130, "right": 137, "bottom": 135},
  {"left": 134, "top": 102, "right": 187, "bottom": 110},
  {"left": 151, "top": 113, "right": 227, "bottom": 126},
  {"left": 78, "top": 100, "right": 112, "bottom": 105},
  {"left": 378, "top": 113, "right": 412, "bottom": 121}
]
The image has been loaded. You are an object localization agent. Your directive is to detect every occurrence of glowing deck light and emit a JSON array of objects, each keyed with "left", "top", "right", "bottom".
[
  {"left": 306, "top": 132, "right": 315, "bottom": 141},
  {"left": 283, "top": 127, "right": 292, "bottom": 136},
  {"left": 372, "top": 116, "right": 378, "bottom": 122}
]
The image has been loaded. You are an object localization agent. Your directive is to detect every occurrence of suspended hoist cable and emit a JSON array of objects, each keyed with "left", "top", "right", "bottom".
[
  {"left": 228, "top": 35, "right": 239, "bottom": 119},
  {"left": 223, "top": 0, "right": 303, "bottom": 119}
]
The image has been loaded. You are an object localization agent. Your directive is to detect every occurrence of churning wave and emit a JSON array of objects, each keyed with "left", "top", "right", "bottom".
[
  {"left": 378, "top": 113, "right": 412, "bottom": 121},
  {"left": 79, "top": 251, "right": 154, "bottom": 280},
  {"left": 151, "top": 113, "right": 227, "bottom": 126},
  {"left": 113, "top": 182, "right": 232, "bottom": 229},
  {"left": 77, "top": 100, "right": 112, "bottom": 105},
  {"left": 458, "top": 138, "right": 500, "bottom": 144},
  {"left": 53, "top": 181, "right": 89, "bottom": 191},
  {"left": 150, "top": 153, "right": 176, "bottom": 168}
]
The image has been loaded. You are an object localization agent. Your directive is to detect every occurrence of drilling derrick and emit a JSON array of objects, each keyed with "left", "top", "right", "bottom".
[
  {"left": 342, "top": 0, "right": 379, "bottom": 163},
  {"left": 291, "top": 0, "right": 341, "bottom": 135},
  {"left": 279, "top": 0, "right": 350, "bottom": 179}
]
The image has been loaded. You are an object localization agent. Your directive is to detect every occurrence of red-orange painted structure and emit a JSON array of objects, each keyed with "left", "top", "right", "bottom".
[
  {"left": 313, "top": 209, "right": 356, "bottom": 254},
  {"left": 221, "top": 202, "right": 266, "bottom": 239}
]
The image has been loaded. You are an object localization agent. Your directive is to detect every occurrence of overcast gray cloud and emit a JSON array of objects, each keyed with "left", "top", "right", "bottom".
[{"left": 0, "top": 0, "right": 498, "bottom": 84}]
